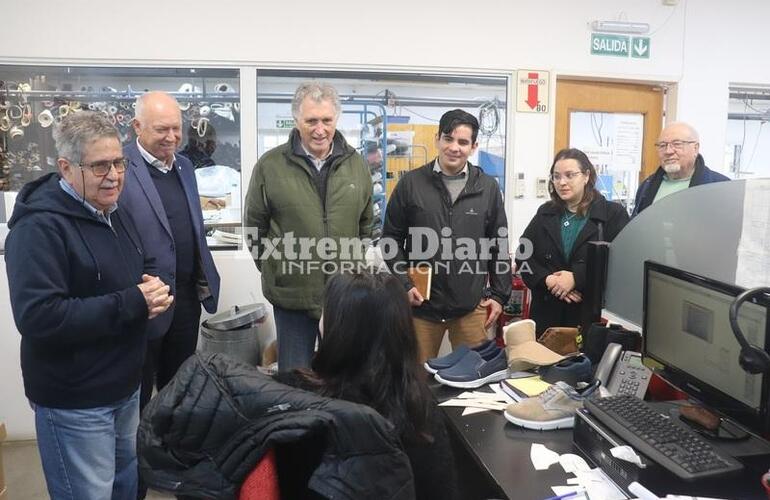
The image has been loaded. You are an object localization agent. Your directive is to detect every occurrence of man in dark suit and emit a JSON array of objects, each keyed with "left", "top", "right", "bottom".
[{"left": 120, "top": 91, "right": 220, "bottom": 412}]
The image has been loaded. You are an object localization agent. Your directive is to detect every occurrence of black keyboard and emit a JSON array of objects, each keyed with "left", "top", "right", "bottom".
[{"left": 584, "top": 395, "right": 743, "bottom": 481}]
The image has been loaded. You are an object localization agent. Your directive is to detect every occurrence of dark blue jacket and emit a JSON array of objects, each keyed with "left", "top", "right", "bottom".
[
  {"left": 5, "top": 173, "right": 149, "bottom": 408},
  {"left": 631, "top": 154, "right": 730, "bottom": 217},
  {"left": 120, "top": 142, "right": 220, "bottom": 339}
]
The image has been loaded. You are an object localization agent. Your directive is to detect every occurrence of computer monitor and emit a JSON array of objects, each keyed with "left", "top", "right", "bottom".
[{"left": 643, "top": 261, "right": 770, "bottom": 435}]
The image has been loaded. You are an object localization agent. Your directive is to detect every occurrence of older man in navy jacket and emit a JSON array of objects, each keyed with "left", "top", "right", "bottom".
[
  {"left": 120, "top": 91, "right": 220, "bottom": 413},
  {"left": 632, "top": 122, "right": 729, "bottom": 217}
]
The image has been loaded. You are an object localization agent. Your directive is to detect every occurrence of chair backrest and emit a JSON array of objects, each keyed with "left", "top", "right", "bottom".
[{"left": 238, "top": 448, "right": 280, "bottom": 500}]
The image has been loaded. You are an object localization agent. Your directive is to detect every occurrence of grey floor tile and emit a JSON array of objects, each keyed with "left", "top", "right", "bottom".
[{"left": 1, "top": 440, "right": 173, "bottom": 499}]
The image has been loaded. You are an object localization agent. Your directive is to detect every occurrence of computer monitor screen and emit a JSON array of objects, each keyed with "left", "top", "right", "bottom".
[{"left": 643, "top": 261, "right": 769, "bottom": 432}]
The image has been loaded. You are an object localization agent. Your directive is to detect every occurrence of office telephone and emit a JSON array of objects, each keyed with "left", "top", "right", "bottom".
[{"left": 594, "top": 343, "right": 652, "bottom": 398}]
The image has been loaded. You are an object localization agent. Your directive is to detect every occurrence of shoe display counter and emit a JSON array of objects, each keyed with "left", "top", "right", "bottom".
[{"left": 431, "top": 380, "right": 576, "bottom": 500}]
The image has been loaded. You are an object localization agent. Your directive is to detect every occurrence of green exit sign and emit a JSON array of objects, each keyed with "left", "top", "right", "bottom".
[
  {"left": 591, "top": 34, "right": 651, "bottom": 59},
  {"left": 631, "top": 37, "right": 650, "bottom": 58},
  {"left": 276, "top": 118, "right": 295, "bottom": 129},
  {"left": 591, "top": 34, "right": 630, "bottom": 57}
]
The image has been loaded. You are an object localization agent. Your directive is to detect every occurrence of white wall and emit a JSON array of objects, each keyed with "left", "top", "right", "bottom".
[
  {"left": 676, "top": 1, "right": 770, "bottom": 168},
  {"left": 3, "top": 0, "right": 770, "bottom": 439}
]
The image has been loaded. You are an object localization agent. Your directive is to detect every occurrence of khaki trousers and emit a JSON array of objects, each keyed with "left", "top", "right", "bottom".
[{"left": 413, "top": 304, "right": 488, "bottom": 363}]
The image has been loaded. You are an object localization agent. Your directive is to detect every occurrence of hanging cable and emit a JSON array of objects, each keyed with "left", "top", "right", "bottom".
[{"left": 478, "top": 100, "right": 499, "bottom": 136}]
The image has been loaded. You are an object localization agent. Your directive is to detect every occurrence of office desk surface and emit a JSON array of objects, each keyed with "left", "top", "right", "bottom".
[
  {"left": 431, "top": 382, "right": 769, "bottom": 500},
  {"left": 431, "top": 382, "right": 582, "bottom": 500}
]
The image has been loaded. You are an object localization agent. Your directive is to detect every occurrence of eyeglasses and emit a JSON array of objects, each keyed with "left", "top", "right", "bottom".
[
  {"left": 78, "top": 158, "right": 127, "bottom": 176},
  {"left": 654, "top": 140, "right": 697, "bottom": 152},
  {"left": 550, "top": 171, "right": 584, "bottom": 182}
]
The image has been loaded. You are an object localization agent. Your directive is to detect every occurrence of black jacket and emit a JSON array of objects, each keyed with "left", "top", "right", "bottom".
[
  {"left": 515, "top": 194, "right": 629, "bottom": 335},
  {"left": 382, "top": 161, "right": 511, "bottom": 322},
  {"left": 5, "top": 173, "right": 149, "bottom": 408},
  {"left": 274, "top": 372, "right": 459, "bottom": 500},
  {"left": 138, "top": 353, "right": 416, "bottom": 500},
  {"left": 631, "top": 154, "right": 730, "bottom": 217}
]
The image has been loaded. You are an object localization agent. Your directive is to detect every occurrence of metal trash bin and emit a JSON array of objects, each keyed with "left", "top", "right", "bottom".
[{"left": 200, "top": 303, "right": 267, "bottom": 366}]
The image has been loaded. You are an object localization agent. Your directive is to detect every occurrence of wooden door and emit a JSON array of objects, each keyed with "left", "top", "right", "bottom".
[{"left": 554, "top": 79, "right": 665, "bottom": 181}]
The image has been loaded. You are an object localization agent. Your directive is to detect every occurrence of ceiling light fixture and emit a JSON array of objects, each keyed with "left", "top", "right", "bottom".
[{"left": 591, "top": 20, "right": 650, "bottom": 35}]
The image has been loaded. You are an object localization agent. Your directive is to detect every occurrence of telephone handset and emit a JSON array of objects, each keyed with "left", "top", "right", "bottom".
[{"left": 594, "top": 342, "right": 652, "bottom": 398}]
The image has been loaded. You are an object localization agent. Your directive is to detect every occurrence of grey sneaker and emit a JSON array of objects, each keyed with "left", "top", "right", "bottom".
[{"left": 504, "top": 381, "right": 599, "bottom": 430}]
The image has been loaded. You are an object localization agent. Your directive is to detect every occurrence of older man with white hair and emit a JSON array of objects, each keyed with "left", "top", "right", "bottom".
[
  {"left": 120, "top": 91, "right": 220, "bottom": 413},
  {"left": 245, "top": 81, "right": 373, "bottom": 371},
  {"left": 632, "top": 121, "right": 730, "bottom": 217}
]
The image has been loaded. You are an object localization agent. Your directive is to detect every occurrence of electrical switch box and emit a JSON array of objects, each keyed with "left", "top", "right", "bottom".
[
  {"left": 536, "top": 177, "right": 549, "bottom": 198},
  {"left": 514, "top": 172, "right": 526, "bottom": 198}
]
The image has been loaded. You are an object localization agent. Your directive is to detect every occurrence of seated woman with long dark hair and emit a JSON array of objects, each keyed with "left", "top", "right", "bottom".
[
  {"left": 276, "top": 271, "right": 457, "bottom": 500},
  {"left": 515, "top": 148, "right": 629, "bottom": 336}
]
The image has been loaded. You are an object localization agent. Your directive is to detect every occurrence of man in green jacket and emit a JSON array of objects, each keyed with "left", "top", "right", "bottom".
[{"left": 245, "top": 82, "right": 373, "bottom": 371}]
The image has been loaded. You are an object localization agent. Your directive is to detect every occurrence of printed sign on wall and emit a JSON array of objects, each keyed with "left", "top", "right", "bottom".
[{"left": 516, "top": 70, "right": 550, "bottom": 113}]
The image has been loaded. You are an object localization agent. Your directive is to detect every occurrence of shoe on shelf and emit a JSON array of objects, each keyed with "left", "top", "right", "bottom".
[
  {"left": 424, "top": 339, "right": 497, "bottom": 374},
  {"left": 434, "top": 348, "right": 508, "bottom": 389},
  {"left": 504, "top": 381, "right": 599, "bottom": 430}
]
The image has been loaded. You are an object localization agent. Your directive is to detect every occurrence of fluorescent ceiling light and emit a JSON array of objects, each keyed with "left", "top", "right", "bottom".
[{"left": 591, "top": 20, "right": 650, "bottom": 34}]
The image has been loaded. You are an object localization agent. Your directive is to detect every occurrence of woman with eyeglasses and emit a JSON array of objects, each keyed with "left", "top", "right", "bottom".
[{"left": 515, "top": 148, "right": 630, "bottom": 336}]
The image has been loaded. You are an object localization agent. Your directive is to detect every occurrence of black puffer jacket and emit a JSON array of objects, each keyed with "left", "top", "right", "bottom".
[{"left": 138, "top": 353, "right": 416, "bottom": 500}]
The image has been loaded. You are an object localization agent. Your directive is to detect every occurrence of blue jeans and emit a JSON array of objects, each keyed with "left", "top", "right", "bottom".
[
  {"left": 273, "top": 305, "right": 319, "bottom": 372},
  {"left": 33, "top": 389, "right": 140, "bottom": 500}
]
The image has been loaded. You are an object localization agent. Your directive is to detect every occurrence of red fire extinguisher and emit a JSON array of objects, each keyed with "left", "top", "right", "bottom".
[
  {"left": 494, "top": 271, "right": 531, "bottom": 346},
  {"left": 509, "top": 272, "right": 530, "bottom": 320}
]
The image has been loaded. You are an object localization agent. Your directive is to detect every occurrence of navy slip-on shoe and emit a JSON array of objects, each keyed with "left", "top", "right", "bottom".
[
  {"left": 434, "top": 348, "right": 509, "bottom": 389},
  {"left": 424, "top": 339, "right": 497, "bottom": 374},
  {"left": 538, "top": 355, "right": 593, "bottom": 387}
]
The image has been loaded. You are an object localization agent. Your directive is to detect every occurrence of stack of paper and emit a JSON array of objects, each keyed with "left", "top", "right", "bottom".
[{"left": 438, "top": 385, "right": 514, "bottom": 415}]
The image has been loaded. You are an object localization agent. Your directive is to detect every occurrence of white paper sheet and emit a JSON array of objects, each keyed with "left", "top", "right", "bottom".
[
  {"left": 575, "top": 468, "right": 627, "bottom": 500},
  {"left": 456, "top": 390, "right": 509, "bottom": 402},
  {"left": 490, "top": 383, "right": 515, "bottom": 403},
  {"left": 611, "top": 445, "right": 646, "bottom": 468},
  {"left": 559, "top": 454, "right": 591, "bottom": 474},
  {"left": 461, "top": 407, "right": 490, "bottom": 416},
  {"left": 530, "top": 443, "right": 561, "bottom": 471},
  {"left": 438, "top": 399, "right": 507, "bottom": 411},
  {"left": 628, "top": 481, "right": 659, "bottom": 500}
]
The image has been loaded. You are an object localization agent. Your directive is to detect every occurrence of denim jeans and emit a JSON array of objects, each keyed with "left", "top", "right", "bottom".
[
  {"left": 273, "top": 305, "right": 319, "bottom": 372},
  {"left": 33, "top": 389, "right": 140, "bottom": 500}
]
